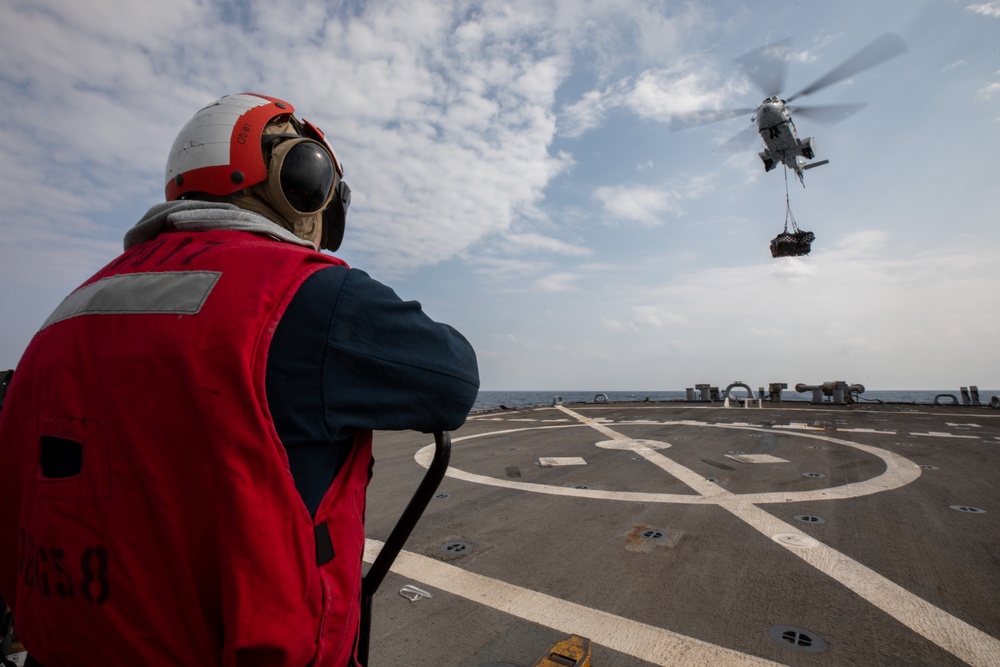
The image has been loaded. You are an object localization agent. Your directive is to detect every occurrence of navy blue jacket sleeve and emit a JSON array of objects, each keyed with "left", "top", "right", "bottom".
[
  {"left": 320, "top": 267, "right": 479, "bottom": 436},
  {"left": 266, "top": 265, "right": 479, "bottom": 514}
]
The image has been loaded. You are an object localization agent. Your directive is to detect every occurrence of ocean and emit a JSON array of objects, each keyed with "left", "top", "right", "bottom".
[{"left": 472, "top": 389, "right": 998, "bottom": 412}]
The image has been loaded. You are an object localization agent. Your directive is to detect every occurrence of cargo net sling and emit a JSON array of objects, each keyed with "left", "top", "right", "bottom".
[{"left": 771, "top": 167, "right": 815, "bottom": 258}]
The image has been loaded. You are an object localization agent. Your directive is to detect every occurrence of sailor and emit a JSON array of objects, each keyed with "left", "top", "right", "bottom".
[{"left": 0, "top": 93, "right": 479, "bottom": 666}]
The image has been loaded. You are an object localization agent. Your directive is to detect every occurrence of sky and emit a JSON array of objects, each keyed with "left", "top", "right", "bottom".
[{"left": 1, "top": 0, "right": 998, "bottom": 392}]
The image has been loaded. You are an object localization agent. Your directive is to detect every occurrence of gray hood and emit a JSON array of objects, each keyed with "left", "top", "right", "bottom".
[{"left": 124, "top": 201, "right": 315, "bottom": 250}]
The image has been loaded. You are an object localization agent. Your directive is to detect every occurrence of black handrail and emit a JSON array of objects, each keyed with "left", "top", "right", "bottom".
[{"left": 357, "top": 431, "right": 451, "bottom": 666}]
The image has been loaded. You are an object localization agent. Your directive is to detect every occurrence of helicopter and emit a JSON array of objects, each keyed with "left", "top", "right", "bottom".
[{"left": 672, "top": 33, "right": 908, "bottom": 186}]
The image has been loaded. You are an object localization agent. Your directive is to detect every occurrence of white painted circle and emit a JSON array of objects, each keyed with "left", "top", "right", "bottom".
[{"left": 414, "top": 421, "right": 921, "bottom": 506}]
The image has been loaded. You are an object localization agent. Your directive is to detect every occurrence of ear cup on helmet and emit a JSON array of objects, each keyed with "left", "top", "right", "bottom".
[
  {"left": 278, "top": 141, "right": 336, "bottom": 213},
  {"left": 262, "top": 137, "right": 337, "bottom": 217},
  {"left": 321, "top": 180, "right": 351, "bottom": 251}
]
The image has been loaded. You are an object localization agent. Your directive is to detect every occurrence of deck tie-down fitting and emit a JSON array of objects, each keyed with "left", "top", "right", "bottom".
[{"left": 399, "top": 584, "right": 433, "bottom": 602}]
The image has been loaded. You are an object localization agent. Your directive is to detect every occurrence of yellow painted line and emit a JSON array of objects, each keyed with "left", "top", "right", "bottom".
[{"left": 363, "top": 539, "right": 787, "bottom": 667}]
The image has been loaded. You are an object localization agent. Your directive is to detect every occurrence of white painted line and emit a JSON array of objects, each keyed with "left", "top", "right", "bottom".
[
  {"left": 557, "top": 410, "right": 1000, "bottom": 667},
  {"left": 773, "top": 423, "right": 825, "bottom": 431},
  {"left": 725, "top": 454, "right": 790, "bottom": 464},
  {"left": 538, "top": 456, "right": 587, "bottom": 466},
  {"left": 363, "top": 539, "right": 786, "bottom": 667},
  {"left": 946, "top": 423, "right": 981, "bottom": 428},
  {"left": 719, "top": 498, "right": 1000, "bottom": 667},
  {"left": 909, "top": 432, "right": 980, "bottom": 439},
  {"left": 838, "top": 428, "right": 897, "bottom": 434},
  {"left": 595, "top": 438, "right": 671, "bottom": 451}
]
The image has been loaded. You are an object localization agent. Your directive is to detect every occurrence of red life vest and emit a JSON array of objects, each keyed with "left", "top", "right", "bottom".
[{"left": 0, "top": 230, "right": 372, "bottom": 666}]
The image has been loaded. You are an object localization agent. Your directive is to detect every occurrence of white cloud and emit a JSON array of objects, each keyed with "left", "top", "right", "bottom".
[
  {"left": 0, "top": 0, "right": 583, "bottom": 287},
  {"left": 593, "top": 184, "right": 682, "bottom": 225},
  {"left": 534, "top": 233, "right": 1000, "bottom": 389},
  {"left": 500, "top": 232, "right": 592, "bottom": 257},
  {"left": 768, "top": 257, "right": 820, "bottom": 281},
  {"left": 967, "top": 2, "right": 1000, "bottom": 18},
  {"left": 559, "top": 62, "right": 745, "bottom": 137},
  {"left": 559, "top": 84, "right": 626, "bottom": 137},
  {"left": 600, "top": 316, "right": 640, "bottom": 333},
  {"left": 536, "top": 271, "right": 581, "bottom": 292},
  {"left": 782, "top": 46, "right": 822, "bottom": 66},
  {"left": 976, "top": 81, "right": 1000, "bottom": 100},
  {"left": 627, "top": 65, "right": 743, "bottom": 121},
  {"left": 631, "top": 305, "right": 688, "bottom": 328},
  {"left": 593, "top": 176, "right": 714, "bottom": 226},
  {"left": 2, "top": 0, "right": 996, "bottom": 393}
]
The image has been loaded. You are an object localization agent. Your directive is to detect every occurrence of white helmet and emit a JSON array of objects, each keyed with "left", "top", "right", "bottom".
[{"left": 165, "top": 93, "right": 350, "bottom": 250}]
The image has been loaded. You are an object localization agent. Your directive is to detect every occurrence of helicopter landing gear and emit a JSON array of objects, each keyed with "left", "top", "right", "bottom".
[
  {"left": 801, "top": 137, "right": 815, "bottom": 160},
  {"left": 759, "top": 151, "right": 776, "bottom": 172}
]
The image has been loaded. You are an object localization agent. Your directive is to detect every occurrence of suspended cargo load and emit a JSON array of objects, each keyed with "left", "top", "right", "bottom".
[
  {"left": 770, "top": 230, "right": 815, "bottom": 257},
  {"left": 771, "top": 165, "right": 815, "bottom": 257}
]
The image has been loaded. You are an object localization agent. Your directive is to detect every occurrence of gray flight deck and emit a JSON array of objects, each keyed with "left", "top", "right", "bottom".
[{"left": 362, "top": 399, "right": 1000, "bottom": 667}]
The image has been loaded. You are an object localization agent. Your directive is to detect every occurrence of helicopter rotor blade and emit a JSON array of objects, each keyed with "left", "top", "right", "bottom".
[
  {"left": 789, "top": 102, "right": 867, "bottom": 126},
  {"left": 733, "top": 38, "right": 790, "bottom": 98},
  {"left": 670, "top": 107, "right": 758, "bottom": 131},
  {"left": 715, "top": 123, "right": 760, "bottom": 153},
  {"left": 786, "top": 32, "right": 907, "bottom": 103}
]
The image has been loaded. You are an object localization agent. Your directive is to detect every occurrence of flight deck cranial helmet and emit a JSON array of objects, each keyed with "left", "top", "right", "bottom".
[{"left": 164, "top": 93, "right": 351, "bottom": 251}]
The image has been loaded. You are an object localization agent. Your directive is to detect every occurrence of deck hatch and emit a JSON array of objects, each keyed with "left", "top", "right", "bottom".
[
  {"left": 768, "top": 625, "right": 827, "bottom": 653},
  {"left": 950, "top": 505, "right": 986, "bottom": 514},
  {"left": 442, "top": 541, "right": 472, "bottom": 554}
]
